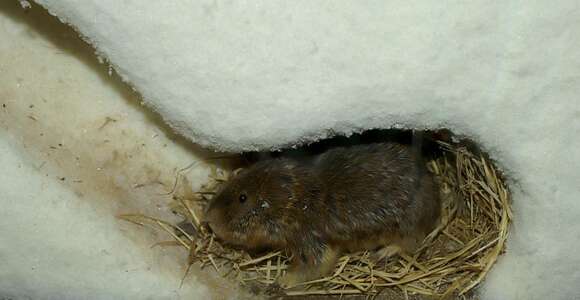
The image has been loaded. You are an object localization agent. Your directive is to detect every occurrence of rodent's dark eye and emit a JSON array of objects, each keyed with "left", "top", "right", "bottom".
[{"left": 239, "top": 193, "right": 247, "bottom": 203}]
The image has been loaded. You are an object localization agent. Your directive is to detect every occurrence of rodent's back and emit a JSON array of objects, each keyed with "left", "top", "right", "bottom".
[{"left": 311, "top": 143, "right": 440, "bottom": 244}]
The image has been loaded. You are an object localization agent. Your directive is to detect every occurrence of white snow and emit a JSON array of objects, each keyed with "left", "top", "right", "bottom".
[
  {"left": 18, "top": 0, "right": 30, "bottom": 9},
  {"left": 0, "top": 2, "right": 241, "bottom": 299},
  {"left": 0, "top": 138, "right": 205, "bottom": 300},
  {"left": 6, "top": 0, "right": 580, "bottom": 299}
]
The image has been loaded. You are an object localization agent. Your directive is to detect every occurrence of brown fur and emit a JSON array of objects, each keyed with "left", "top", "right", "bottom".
[{"left": 204, "top": 143, "right": 440, "bottom": 286}]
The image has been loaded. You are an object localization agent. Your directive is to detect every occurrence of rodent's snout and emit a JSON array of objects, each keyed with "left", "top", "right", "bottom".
[
  {"left": 202, "top": 204, "right": 226, "bottom": 239},
  {"left": 202, "top": 207, "right": 217, "bottom": 227},
  {"left": 199, "top": 221, "right": 210, "bottom": 231},
  {"left": 202, "top": 221, "right": 215, "bottom": 235},
  {"left": 202, "top": 199, "right": 219, "bottom": 222},
  {"left": 204, "top": 217, "right": 231, "bottom": 244}
]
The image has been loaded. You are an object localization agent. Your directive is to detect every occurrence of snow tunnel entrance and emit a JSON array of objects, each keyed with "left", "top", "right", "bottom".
[{"left": 121, "top": 129, "right": 512, "bottom": 299}]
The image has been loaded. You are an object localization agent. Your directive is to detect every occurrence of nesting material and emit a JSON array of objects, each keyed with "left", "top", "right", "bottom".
[{"left": 119, "top": 142, "right": 512, "bottom": 298}]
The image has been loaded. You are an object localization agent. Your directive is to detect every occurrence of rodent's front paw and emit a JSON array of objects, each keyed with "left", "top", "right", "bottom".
[
  {"left": 276, "top": 272, "right": 303, "bottom": 289},
  {"left": 373, "top": 245, "right": 402, "bottom": 261}
]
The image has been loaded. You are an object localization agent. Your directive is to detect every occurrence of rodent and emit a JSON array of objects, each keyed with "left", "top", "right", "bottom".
[{"left": 204, "top": 142, "right": 440, "bottom": 287}]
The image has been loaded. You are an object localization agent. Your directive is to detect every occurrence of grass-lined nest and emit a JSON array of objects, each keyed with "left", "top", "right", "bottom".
[{"left": 120, "top": 142, "right": 512, "bottom": 299}]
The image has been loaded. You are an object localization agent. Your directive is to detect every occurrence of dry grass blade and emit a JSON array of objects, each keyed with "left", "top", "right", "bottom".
[
  {"left": 238, "top": 251, "right": 283, "bottom": 267},
  {"left": 285, "top": 289, "right": 363, "bottom": 296}
]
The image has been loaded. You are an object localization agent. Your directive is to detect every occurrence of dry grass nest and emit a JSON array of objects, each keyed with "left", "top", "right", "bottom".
[{"left": 120, "top": 142, "right": 512, "bottom": 299}]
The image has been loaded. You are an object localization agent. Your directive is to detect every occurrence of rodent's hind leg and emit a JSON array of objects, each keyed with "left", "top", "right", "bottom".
[
  {"left": 373, "top": 235, "right": 421, "bottom": 262},
  {"left": 373, "top": 244, "right": 402, "bottom": 261},
  {"left": 277, "top": 244, "right": 338, "bottom": 288}
]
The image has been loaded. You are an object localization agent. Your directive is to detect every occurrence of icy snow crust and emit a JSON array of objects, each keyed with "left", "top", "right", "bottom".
[{"left": 29, "top": 1, "right": 580, "bottom": 299}]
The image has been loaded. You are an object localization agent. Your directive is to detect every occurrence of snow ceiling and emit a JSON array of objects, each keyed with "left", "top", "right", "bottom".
[{"left": 31, "top": 1, "right": 580, "bottom": 299}]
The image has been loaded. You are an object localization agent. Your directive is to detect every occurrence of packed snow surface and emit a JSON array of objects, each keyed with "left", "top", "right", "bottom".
[
  {"left": 8, "top": 1, "right": 580, "bottom": 299},
  {"left": 0, "top": 2, "right": 231, "bottom": 299}
]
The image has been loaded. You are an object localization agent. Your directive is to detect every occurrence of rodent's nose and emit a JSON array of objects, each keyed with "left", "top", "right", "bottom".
[
  {"left": 201, "top": 211, "right": 217, "bottom": 232},
  {"left": 204, "top": 222, "right": 214, "bottom": 233},
  {"left": 199, "top": 221, "right": 214, "bottom": 235},
  {"left": 200, "top": 221, "right": 210, "bottom": 231},
  {"left": 204, "top": 221, "right": 224, "bottom": 241}
]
